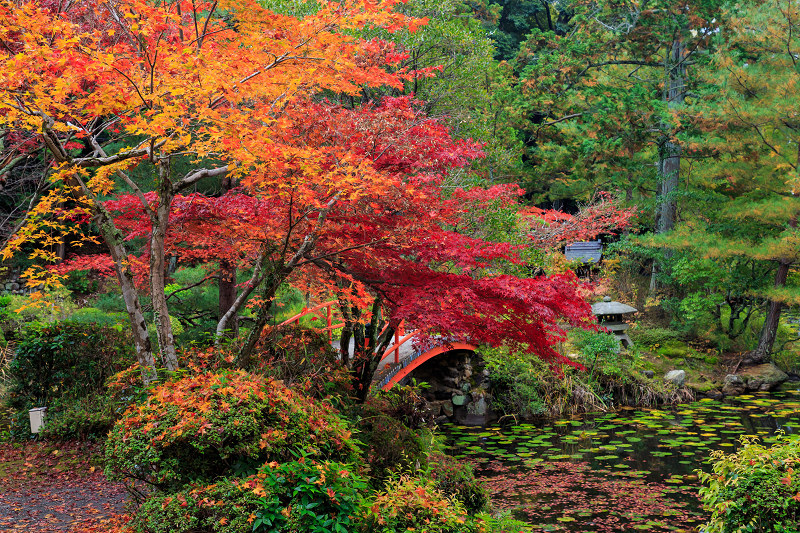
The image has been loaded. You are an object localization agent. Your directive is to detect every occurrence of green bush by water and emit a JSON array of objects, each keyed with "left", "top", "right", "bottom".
[{"left": 699, "top": 433, "right": 800, "bottom": 532}]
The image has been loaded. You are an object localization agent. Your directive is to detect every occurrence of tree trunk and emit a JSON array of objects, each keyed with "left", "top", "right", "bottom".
[
  {"left": 35, "top": 118, "right": 159, "bottom": 382},
  {"left": 236, "top": 273, "right": 282, "bottom": 368},
  {"left": 96, "top": 205, "right": 158, "bottom": 383},
  {"left": 218, "top": 259, "right": 238, "bottom": 336},
  {"left": 149, "top": 163, "right": 178, "bottom": 371},
  {"left": 217, "top": 177, "right": 238, "bottom": 336},
  {"left": 746, "top": 259, "right": 791, "bottom": 364},
  {"left": 657, "top": 39, "right": 685, "bottom": 234},
  {"left": 651, "top": 39, "right": 685, "bottom": 293}
]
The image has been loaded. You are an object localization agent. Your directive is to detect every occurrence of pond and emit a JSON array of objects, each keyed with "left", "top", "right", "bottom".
[{"left": 443, "top": 389, "right": 800, "bottom": 532}]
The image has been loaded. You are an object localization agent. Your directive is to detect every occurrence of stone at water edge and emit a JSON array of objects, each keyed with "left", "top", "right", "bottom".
[
  {"left": 722, "top": 374, "right": 746, "bottom": 396},
  {"left": 452, "top": 394, "right": 468, "bottom": 406},
  {"left": 704, "top": 389, "right": 724, "bottom": 400},
  {"left": 427, "top": 400, "right": 445, "bottom": 417},
  {"left": 664, "top": 369, "right": 686, "bottom": 387},
  {"left": 441, "top": 401, "right": 454, "bottom": 417},
  {"left": 468, "top": 395, "right": 488, "bottom": 416},
  {"left": 739, "top": 363, "right": 789, "bottom": 392}
]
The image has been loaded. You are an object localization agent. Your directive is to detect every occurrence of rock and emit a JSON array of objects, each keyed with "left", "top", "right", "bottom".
[
  {"left": 434, "top": 415, "right": 450, "bottom": 425},
  {"left": 468, "top": 396, "right": 488, "bottom": 416},
  {"left": 460, "top": 382, "right": 471, "bottom": 393},
  {"left": 722, "top": 374, "right": 746, "bottom": 396},
  {"left": 441, "top": 401, "right": 454, "bottom": 417},
  {"left": 705, "top": 389, "right": 724, "bottom": 400},
  {"left": 451, "top": 394, "right": 468, "bottom": 406},
  {"left": 739, "top": 363, "right": 789, "bottom": 392},
  {"left": 9, "top": 282, "right": 19, "bottom": 290},
  {"left": 664, "top": 370, "right": 686, "bottom": 387},
  {"left": 440, "top": 377, "right": 459, "bottom": 389},
  {"left": 641, "top": 370, "right": 655, "bottom": 379},
  {"left": 456, "top": 413, "right": 489, "bottom": 426},
  {"left": 427, "top": 401, "right": 444, "bottom": 416}
]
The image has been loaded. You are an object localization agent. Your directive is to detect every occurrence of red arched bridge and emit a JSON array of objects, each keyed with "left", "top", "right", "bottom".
[{"left": 278, "top": 300, "right": 477, "bottom": 391}]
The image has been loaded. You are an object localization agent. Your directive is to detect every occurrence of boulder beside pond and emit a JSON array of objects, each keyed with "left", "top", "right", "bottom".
[
  {"left": 664, "top": 369, "right": 686, "bottom": 387},
  {"left": 739, "top": 363, "right": 789, "bottom": 392},
  {"left": 722, "top": 374, "right": 746, "bottom": 396}
]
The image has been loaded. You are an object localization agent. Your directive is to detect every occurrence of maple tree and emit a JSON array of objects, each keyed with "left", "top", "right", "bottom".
[
  {"left": 0, "top": 0, "right": 597, "bottom": 392},
  {"left": 0, "top": 0, "right": 425, "bottom": 378}
]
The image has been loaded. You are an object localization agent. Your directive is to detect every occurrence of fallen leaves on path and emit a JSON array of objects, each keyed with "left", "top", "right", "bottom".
[{"left": 0, "top": 441, "right": 130, "bottom": 532}]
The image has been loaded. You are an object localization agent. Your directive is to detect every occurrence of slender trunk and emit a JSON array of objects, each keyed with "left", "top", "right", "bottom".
[
  {"left": 36, "top": 117, "right": 158, "bottom": 382},
  {"left": 236, "top": 272, "right": 281, "bottom": 368},
  {"left": 236, "top": 197, "right": 337, "bottom": 366},
  {"left": 748, "top": 215, "right": 797, "bottom": 363},
  {"left": 747, "top": 260, "right": 791, "bottom": 364},
  {"left": 351, "top": 299, "right": 385, "bottom": 402},
  {"left": 657, "top": 39, "right": 685, "bottom": 234},
  {"left": 149, "top": 162, "right": 178, "bottom": 371},
  {"left": 218, "top": 260, "right": 238, "bottom": 336},
  {"left": 215, "top": 248, "right": 271, "bottom": 341},
  {"left": 337, "top": 293, "right": 354, "bottom": 366},
  {"left": 651, "top": 39, "right": 685, "bottom": 294},
  {"left": 96, "top": 206, "right": 157, "bottom": 383},
  {"left": 217, "top": 177, "right": 238, "bottom": 336}
]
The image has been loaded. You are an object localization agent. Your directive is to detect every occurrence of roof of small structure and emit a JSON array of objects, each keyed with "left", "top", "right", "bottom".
[
  {"left": 565, "top": 240, "right": 603, "bottom": 264},
  {"left": 591, "top": 296, "right": 637, "bottom": 315}
]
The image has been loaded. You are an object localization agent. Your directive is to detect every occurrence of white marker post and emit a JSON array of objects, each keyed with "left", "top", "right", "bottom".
[{"left": 28, "top": 407, "right": 46, "bottom": 434}]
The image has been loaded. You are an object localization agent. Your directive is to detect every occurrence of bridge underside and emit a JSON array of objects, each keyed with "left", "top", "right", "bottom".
[{"left": 375, "top": 342, "right": 477, "bottom": 391}]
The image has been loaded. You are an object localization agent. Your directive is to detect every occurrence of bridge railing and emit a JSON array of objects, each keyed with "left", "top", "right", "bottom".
[
  {"left": 379, "top": 321, "right": 412, "bottom": 364},
  {"left": 277, "top": 300, "right": 344, "bottom": 342},
  {"left": 279, "top": 302, "right": 412, "bottom": 364}
]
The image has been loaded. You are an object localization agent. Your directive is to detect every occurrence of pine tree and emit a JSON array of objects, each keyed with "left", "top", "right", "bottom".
[{"left": 669, "top": 0, "right": 800, "bottom": 362}]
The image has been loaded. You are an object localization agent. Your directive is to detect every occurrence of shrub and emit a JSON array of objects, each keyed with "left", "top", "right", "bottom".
[
  {"left": 630, "top": 326, "right": 683, "bottom": 349},
  {"left": 353, "top": 401, "right": 428, "bottom": 483},
  {"left": 571, "top": 329, "right": 622, "bottom": 376},
  {"left": 251, "top": 325, "right": 352, "bottom": 401},
  {"left": 39, "top": 393, "right": 119, "bottom": 440},
  {"left": 359, "top": 476, "right": 476, "bottom": 533},
  {"left": 132, "top": 477, "right": 263, "bottom": 533},
  {"left": 105, "top": 370, "right": 360, "bottom": 492},
  {"left": 368, "top": 382, "right": 436, "bottom": 431},
  {"left": 247, "top": 455, "right": 368, "bottom": 533},
  {"left": 426, "top": 452, "right": 489, "bottom": 514},
  {"left": 0, "top": 292, "right": 77, "bottom": 338},
  {"left": 5, "top": 321, "right": 134, "bottom": 410},
  {"left": 481, "top": 343, "right": 556, "bottom": 418},
  {"left": 68, "top": 307, "right": 128, "bottom": 328},
  {"left": 64, "top": 270, "right": 100, "bottom": 294},
  {"left": 699, "top": 434, "right": 800, "bottom": 532}
]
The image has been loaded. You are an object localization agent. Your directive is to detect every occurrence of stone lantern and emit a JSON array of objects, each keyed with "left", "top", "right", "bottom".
[{"left": 591, "top": 296, "right": 637, "bottom": 348}]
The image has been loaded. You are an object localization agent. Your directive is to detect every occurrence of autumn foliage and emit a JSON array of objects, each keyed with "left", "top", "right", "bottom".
[
  {"left": 0, "top": 0, "right": 602, "bottom": 394},
  {"left": 105, "top": 371, "right": 359, "bottom": 491}
]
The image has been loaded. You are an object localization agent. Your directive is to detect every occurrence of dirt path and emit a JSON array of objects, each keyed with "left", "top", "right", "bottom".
[{"left": 0, "top": 442, "right": 129, "bottom": 532}]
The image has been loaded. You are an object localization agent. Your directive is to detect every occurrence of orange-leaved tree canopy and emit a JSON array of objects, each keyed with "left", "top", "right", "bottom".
[
  {"left": 0, "top": 0, "right": 426, "bottom": 378},
  {"left": 0, "top": 0, "right": 594, "bottom": 392}
]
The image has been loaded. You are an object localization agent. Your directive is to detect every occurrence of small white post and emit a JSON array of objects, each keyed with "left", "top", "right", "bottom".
[{"left": 28, "top": 407, "right": 46, "bottom": 434}]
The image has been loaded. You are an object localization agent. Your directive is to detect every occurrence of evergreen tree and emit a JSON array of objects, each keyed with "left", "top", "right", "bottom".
[{"left": 664, "top": 0, "right": 800, "bottom": 362}]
